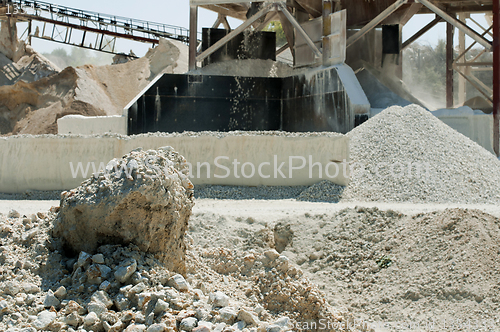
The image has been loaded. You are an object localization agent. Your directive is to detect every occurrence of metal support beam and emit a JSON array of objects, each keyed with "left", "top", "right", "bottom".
[
  {"left": 189, "top": 5, "right": 198, "bottom": 71},
  {"left": 196, "top": 3, "right": 273, "bottom": 63},
  {"left": 494, "top": 0, "right": 500, "bottom": 156},
  {"left": 277, "top": 11, "right": 294, "bottom": 54},
  {"left": 278, "top": 2, "right": 322, "bottom": 58},
  {"left": 458, "top": 13, "right": 467, "bottom": 105},
  {"left": 255, "top": 12, "right": 278, "bottom": 31},
  {"left": 446, "top": 20, "right": 454, "bottom": 108},
  {"left": 346, "top": 0, "right": 407, "bottom": 48},
  {"left": 400, "top": 2, "right": 423, "bottom": 26},
  {"left": 402, "top": 16, "right": 441, "bottom": 50},
  {"left": 418, "top": 0, "right": 492, "bottom": 51}
]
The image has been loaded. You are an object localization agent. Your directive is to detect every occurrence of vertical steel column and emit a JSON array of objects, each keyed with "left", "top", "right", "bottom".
[
  {"left": 446, "top": 20, "right": 454, "bottom": 108},
  {"left": 494, "top": 0, "right": 500, "bottom": 156},
  {"left": 458, "top": 13, "right": 467, "bottom": 105},
  {"left": 189, "top": 5, "right": 198, "bottom": 71},
  {"left": 28, "top": 20, "right": 32, "bottom": 45}
]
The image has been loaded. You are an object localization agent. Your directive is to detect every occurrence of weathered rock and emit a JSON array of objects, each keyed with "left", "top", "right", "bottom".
[
  {"left": 147, "top": 323, "right": 168, "bottom": 332},
  {"left": 219, "top": 307, "right": 237, "bottom": 324},
  {"left": 43, "top": 290, "right": 60, "bottom": 308},
  {"left": 124, "top": 324, "right": 147, "bottom": 332},
  {"left": 84, "top": 312, "right": 99, "bottom": 326},
  {"left": 115, "top": 259, "right": 137, "bottom": 283},
  {"left": 53, "top": 147, "right": 194, "bottom": 273},
  {"left": 169, "top": 274, "right": 189, "bottom": 291},
  {"left": 237, "top": 309, "right": 259, "bottom": 326},
  {"left": 209, "top": 291, "right": 230, "bottom": 307},
  {"left": 180, "top": 317, "right": 198, "bottom": 331},
  {"left": 54, "top": 286, "right": 67, "bottom": 299},
  {"left": 33, "top": 311, "right": 57, "bottom": 329},
  {"left": 7, "top": 209, "right": 20, "bottom": 219},
  {"left": 155, "top": 299, "right": 169, "bottom": 314}
]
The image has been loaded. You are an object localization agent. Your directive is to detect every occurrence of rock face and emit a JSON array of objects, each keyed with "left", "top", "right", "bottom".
[{"left": 53, "top": 146, "right": 194, "bottom": 273}]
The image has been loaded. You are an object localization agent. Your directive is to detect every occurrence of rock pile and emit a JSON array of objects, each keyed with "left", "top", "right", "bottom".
[
  {"left": 53, "top": 147, "right": 194, "bottom": 274},
  {"left": 0, "top": 34, "right": 186, "bottom": 135},
  {"left": 0, "top": 206, "right": 363, "bottom": 332}
]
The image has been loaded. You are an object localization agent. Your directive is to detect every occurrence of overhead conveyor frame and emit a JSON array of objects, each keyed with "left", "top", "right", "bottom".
[{"left": 188, "top": 0, "right": 324, "bottom": 70}]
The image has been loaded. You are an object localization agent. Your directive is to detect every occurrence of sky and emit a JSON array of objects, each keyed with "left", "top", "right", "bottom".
[{"left": 14, "top": 0, "right": 491, "bottom": 57}]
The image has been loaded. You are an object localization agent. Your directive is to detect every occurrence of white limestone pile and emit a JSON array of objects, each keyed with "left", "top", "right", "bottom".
[{"left": 342, "top": 104, "right": 500, "bottom": 204}]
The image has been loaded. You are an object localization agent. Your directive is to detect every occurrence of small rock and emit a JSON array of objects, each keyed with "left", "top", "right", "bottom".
[
  {"left": 238, "top": 309, "right": 259, "bottom": 326},
  {"left": 154, "top": 299, "right": 169, "bottom": 314},
  {"left": 0, "top": 300, "right": 9, "bottom": 313},
  {"left": 147, "top": 323, "right": 167, "bottom": 332},
  {"left": 114, "top": 293, "right": 130, "bottom": 311},
  {"left": 21, "top": 283, "right": 40, "bottom": 294},
  {"left": 8, "top": 209, "right": 20, "bottom": 219},
  {"left": 197, "top": 321, "right": 213, "bottom": 329},
  {"left": 88, "top": 301, "right": 107, "bottom": 315},
  {"left": 309, "top": 252, "right": 322, "bottom": 261},
  {"left": 266, "top": 325, "right": 281, "bottom": 332},
  {"left": 135, "top": 312, "right": 146, "bottom": 324},
  {"left": 219, "top": 307, "right": 237, "bottom": 323},
  {"left": 64, "top": 312, "right": 81, "bottom": 327},
  {"left": 77, "top": 251, "right": 92, "bottom": 268},
  {"left": 91, "top": 290, "right": 113, "bottom": 308},
  {"left": 54, "top": 286, "right": 67, "bottom": 299},
  {"left": 33, "top": 311, "right": 57, "bottom": 329},
  {"left": 130, "top": 282, "right": 147, "bottom": 294},
  {"left": 273, "top": 317, "right": 290, "bottom": 328},
  {"left": 124, "top": 324, "right": 147, "bottom": 332},
  {"left": 43, "top": 290, "right": 60, "bottom": 308},
  {"left": 232, "top": 321, "right": 246, "bottom": 331},
  {"left": 114, "top": 259, "right": 137, "bottom": 283},
  {"left": 100, "top": 280, "right": 112, "bottom": 292},
  {"left": 180, "top": 317, "right": 198, "bottom": 331},
  {"left": 254, "top": 304, "right": 264, "bottom": 315},
  {"left": 213, "top": 323, "right": 226, "bottom": 332},
  {"left": 209, "top": 291, "right": 230, "bottom": 307},
  {"left": 137, "top": 292, "right": 152, "bottom": 309},
  {"left": 4, "top": 281, "right": 20, "bottom": 296},
  {"left": 192, "top": 326, "right": 210, "bottom": 332},
  {"left": 84, "top": 312, "right": 99, "bottom": 326},
  {"left": 169, "top": 274, "right": 189, "bottom": 291},
  {"left": 264, "top": 249, "right": 280, "bottom": 261},
  {"left": 92, "top": 254, "right": 105, "bottom": 264}
]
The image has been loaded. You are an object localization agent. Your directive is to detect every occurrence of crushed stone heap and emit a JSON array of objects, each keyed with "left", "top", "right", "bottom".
[
  {"left": 342, "top": 104, "right": 500, "bottom": 204},
  {"left": 53, "top": 146, "right": 194, "bottom": 274}
]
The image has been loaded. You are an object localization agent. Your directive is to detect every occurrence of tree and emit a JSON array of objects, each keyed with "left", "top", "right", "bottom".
[{"left": 264, "top": 21, "right": 287, "bottom": 47}]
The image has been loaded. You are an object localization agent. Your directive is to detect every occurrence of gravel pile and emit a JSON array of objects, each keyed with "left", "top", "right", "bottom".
[
  {"left": 296, "top": 181, "right": 344, "bottom": 203},
  {"left": 194, "top": 182, "right": 344, "bottom": 202},
  {"left": 342, "top": 104, "right": 500, "bottom": 204}
]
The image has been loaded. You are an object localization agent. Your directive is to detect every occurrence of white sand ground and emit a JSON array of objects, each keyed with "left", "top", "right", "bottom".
[{"left": 2, "top": 199, "right": 500, "bottom": 219}]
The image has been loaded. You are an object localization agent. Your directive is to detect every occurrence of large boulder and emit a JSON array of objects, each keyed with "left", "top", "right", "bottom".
[{"left": 52, "top": 146, "right": 194, "bottom": 274}]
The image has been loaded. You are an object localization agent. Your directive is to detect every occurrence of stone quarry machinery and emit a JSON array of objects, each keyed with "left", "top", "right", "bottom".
[
  {"left": 126, "top": 0, "right": 499, "bottom": 156},
  {"left": 126, "top": 0, "right": 371, "bottom": 135}
]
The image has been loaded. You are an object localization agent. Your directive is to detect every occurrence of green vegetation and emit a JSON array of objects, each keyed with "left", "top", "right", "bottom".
[{"left": 264, "top": 21, "right": 287, "bottom": 47}]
